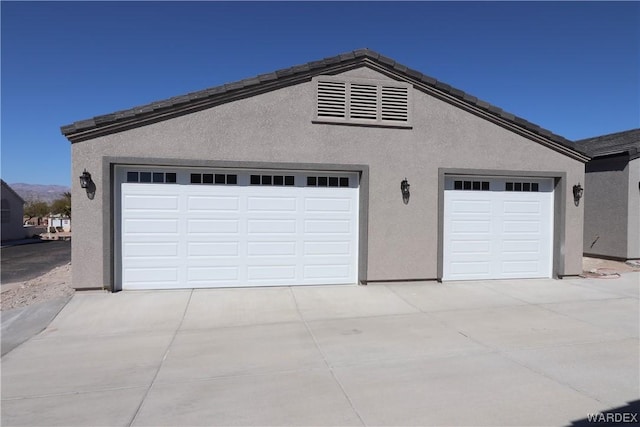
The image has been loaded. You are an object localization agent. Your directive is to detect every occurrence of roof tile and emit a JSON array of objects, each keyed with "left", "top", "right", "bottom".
[
  {"left": 241, "top": 77, "right": 261, "bottom": 87},
  {"left": 364, "top": 50, "right": 380, "bottom": 60},
  {"left": 257, "top": 72, "right": 278, "bottom": 82},
  {"left": 434, "top": 81, "right": 452, "bottom": 92},
  {"left": 449, "top": 88, "right": 465, "bottom": 99},
  {"left": 499, "top": 111, "right": 515, "bottom": 121},
  {"left": 339, "top": 52, "right": 356, "bottom": 61},
  {"left": 405, "top": 68, "right": 424, "bottom": 80},
  {"left": 224, "top": 81, "right": 245, "bottom": 91},
  {"left": 291, "top": 64, "right": 310, "bottom": 73},
  {"left": 462, "top": 93, "right": 478, "bottom": 103},
  {"left": 486, "top": 105, "right": 503, "bottom": 115},
  {"left": 475, "top": 100, "right": 491, "bottom": 110},
  {"left": 377, "top": 54, "right": 395, "bottom": 66},
  {"left": 393, "top": 63, "right": 408, "bottom": 73},
  {"left": 307, "top": 60, "right": 326, "bottom": 70},
  {"left": 353, "top": 48, "right": 370, "bottom": 57},
  {"left": 420, "top": 74, "right": 437, "bottom": 86},
  {"left": 322, "top": 54, "right": 341, "bottom": 65}
]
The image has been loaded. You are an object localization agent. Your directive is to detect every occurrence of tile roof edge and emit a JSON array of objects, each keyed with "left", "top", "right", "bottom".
[{"left": 60, "top": 48, "right": 584, "bottom": 159}]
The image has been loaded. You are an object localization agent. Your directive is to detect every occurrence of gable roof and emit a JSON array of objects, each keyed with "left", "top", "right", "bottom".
[
  {"left": 575, "top": 128, "right": 640, "bottom": 160},
  {"left": 60, "top": 48, "right": 589, "bottom": 162},
  {"left": 1, "top": 180, "right": 25, "bottom": 204}
]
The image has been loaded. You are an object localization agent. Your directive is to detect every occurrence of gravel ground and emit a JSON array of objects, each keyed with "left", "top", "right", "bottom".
[
  {"left": 582, "top": 256, "right": 640, "bottom": 275},
  {"left": 0, "top": 257, "right": 636, "bottom": 311},
  {"left": 1, "top": 263, "right": 74, "bottom": 311}
]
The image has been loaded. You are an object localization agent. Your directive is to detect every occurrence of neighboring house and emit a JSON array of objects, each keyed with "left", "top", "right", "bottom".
[
  {"left": 1, "top": 180, "right": 25, "bottom": 242},
  {"left": 61, "top": 49, "right": 589, "bottom": 291},
  {"left": 24, "top": 216, "right": 46, "bottom": 226},
  {"left": 48, "top": 214, "right": 71, "bottom": 232},
  {"left": 576, "top": 129, "right": 640, "bottom": 260}
]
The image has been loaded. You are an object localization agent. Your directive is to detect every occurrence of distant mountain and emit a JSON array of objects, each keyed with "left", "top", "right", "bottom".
[{"left": 9, "top": 183, "right": 71, "bottom": 204}]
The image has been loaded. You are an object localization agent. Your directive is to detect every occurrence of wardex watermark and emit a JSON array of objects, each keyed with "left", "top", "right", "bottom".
[{"left": 586, "top": 412, "right": 638, "bottom": 424}]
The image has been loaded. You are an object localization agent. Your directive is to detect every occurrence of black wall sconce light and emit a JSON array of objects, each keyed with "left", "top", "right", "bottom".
[
  {"left": 79, "top": 169, "right": 92, "bottom": 188},
  {"left": 401, "top": 178, "right": 410, "bottom": 204},
  {"left": 79, "top": 169, "right": 95, "bottom": 200},
  {"left": 573, "top": 182, "right": 583, "bottom": 206}
]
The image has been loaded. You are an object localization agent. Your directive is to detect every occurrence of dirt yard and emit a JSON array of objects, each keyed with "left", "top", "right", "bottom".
[
  {"left": 582, "top": 256, "right": 640, "bottom": 277},
  {"left": 1, "top": 263, "right": 74, "bottom": 311}
]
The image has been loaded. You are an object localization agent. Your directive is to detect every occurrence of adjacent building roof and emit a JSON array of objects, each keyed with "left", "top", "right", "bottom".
[
  {"left": 1, "top": 180, "right": 25, "bottom": 204},
  {"left": 60, "top": 48, "right": 588, "bottom": 161},
  {"left": 575, "top": 128, "right": 640, "bottom": 159}
]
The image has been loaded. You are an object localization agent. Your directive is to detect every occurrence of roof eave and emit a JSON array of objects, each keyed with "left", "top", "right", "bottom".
[{"left": 1, "top": 180, "right": 25, "bottom": 204}]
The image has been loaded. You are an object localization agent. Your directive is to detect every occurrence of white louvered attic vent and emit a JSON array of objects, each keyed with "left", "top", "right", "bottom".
[
  {"left": 349, "top": 83, "right": 378, "bottom": 120},
  {"left": 381, "top": 86, "right": 409, "bottom": 122},
  {"left": 317, "top": 80, "right": 346, "bottom": 119},
  {"left": 314, "top": 76, "right": 412, "bottom": 127}
]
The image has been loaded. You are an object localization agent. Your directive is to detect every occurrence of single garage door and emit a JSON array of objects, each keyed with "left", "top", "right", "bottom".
[
  {"left": 443, "top": 176, "right": 554, "bottom": 281},
  {"left": 116, "top": 168, "right": 359, "bottom": 290}
]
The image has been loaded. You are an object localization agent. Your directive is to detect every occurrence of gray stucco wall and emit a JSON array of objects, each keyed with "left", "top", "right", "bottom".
[
  {"left": 583, "top": 155, "right": 629, "bottom": 259},
  {"left": 71, "top": 66, "right": 585, "bottom": 290},
  {"left": 627, "top": 158, "right": 640, "bottom": 258},
  {"left": 1, "top": 184, "right": 25, "bottom": 242}
]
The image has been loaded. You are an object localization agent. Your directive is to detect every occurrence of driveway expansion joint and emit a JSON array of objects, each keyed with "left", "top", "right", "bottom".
[
  {"left": 288, "top": 287, "right": 367, "bottom": 427},
  {"left": 127, "top": 288, "right": 194, "bottom": 427}
]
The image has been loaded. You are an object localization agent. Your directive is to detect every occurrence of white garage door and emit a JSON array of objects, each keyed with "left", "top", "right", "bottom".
[
  {"left": 117, "top": 168, "right": 359, "bottom": 290},
  {"left": 443, "top": 176, "right": 554, "bottom": 281}
]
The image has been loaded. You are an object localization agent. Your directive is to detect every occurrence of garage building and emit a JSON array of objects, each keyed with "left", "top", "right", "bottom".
[{"left": 61, "top": 49, "right": 589, "bottom": 291}]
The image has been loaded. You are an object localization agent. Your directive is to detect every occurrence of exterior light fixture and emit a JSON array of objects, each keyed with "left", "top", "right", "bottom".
[
  {"left": 79, "top": 169, "right": 92, "bottom": 188},
  {"left": 401, "top": 178, "right": 410, "bottom": 204},
  {"left": 573, "top": 183, "right": 583, "bottom": 206}
]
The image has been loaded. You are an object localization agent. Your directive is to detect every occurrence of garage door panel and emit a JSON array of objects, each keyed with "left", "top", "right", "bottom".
[
  {"left": 247, "top": 241, "right": 296, "bottom": 256},
  {"left": 187, "top": 195, "right": 239, "bottom": 211},
  {"left": 451, "top": 220, "right": 491, "bottom": 234},
  {"left": 303, "top": 264, "right": 351, "bottom": 280},
  {"left": 304, "top": 197, "right": 352, "bottom": 212},
  {"left": 501, "top": 240, "right": 540, "bottom": 253},
  {"left": 502, "top": 221, "right": 541, "bottom": 234},
  {"left": 304, "top": 219, "right": 351, "bottom": 234},
  {"left": 247, "top": 219, "right": 297, "bottom": 234},
  {"left": 187, "top": 242, "right": 239, "bottom": 257},
  {"left": 449, "top": 261, "right": 491, "bottom": 277},
  {"left": 123, "top": 219, "right": 179, "bottom": 234},
  {"left": 125, "top": 267, "right": 179, "bottom": 285},
  {"left": 123, "top": 194, "right": 180, "bottom": 211},
  {"left": 503, "top": 200, "right": 541, "bottom": 214},
  {"left": 124, "top": 242, "right": 179, "bottom": 258},
  {"left": 248, "top": 265, "right": 296, "bottom": 281},
  {"left": 450, "top": 240, "right": 491, "bottom": 254},
  {"left": 304, "top": 241, "right": 351, "bottom": 255},
  {"left": 450, "top": 200, "right": 492, "bottom": 213},
  {"left": 247, "top": 196, "right": 297, "bottom": 212},
  {"left": 187, "top": 219, "right": 239, "bottom": 234},
  {"left": 500, "top": 260, "right": 540, "bottom": 274},
  {"left": 188, "top": 267, "right": 239, "bottom": 283}
]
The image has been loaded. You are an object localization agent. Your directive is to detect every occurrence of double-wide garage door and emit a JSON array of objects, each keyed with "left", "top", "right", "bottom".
[
  {"left": 443, "top": 176, "right": 554, "bottom": 281},
  {"left": 117, "top": 168, "right": 359, "bottom": 290}
]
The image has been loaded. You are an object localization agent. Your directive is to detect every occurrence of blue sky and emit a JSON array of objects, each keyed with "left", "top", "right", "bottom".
[{"left": 2, "top": 1, "right": 639, "bottom": 186}]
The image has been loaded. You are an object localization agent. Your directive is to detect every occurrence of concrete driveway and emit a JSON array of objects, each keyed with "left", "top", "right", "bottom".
[{"left": 2, "top": 274, "right": 638, "bottom": 426}]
